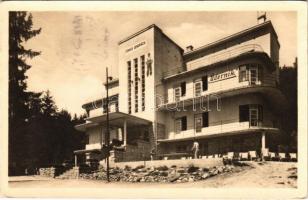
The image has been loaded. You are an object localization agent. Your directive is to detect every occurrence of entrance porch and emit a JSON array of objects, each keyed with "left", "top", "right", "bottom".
[{"left": 74, "top": 112, "right": 154, "bottom": 164}]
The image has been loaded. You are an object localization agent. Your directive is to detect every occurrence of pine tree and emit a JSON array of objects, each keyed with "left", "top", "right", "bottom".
[{"left": 9, "top": 11, "right": 41, "bottom": 175}]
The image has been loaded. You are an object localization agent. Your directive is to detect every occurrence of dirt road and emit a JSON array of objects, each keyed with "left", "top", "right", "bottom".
[{"left": 9, "top": 162, "right": 297, "bottom": 188}]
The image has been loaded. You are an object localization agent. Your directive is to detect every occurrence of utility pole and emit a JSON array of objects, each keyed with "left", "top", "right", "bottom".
[{"left": 106, "top": 67, "right": 110, "bottom": 182}]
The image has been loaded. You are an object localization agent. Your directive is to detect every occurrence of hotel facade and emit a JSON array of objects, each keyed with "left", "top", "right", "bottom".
[{"left": 75, "top": 20, "right": 286, "bottom": 163}]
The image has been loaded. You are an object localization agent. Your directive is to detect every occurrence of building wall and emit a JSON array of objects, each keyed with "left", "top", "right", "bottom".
[
  {"left": 159, "top": 132, "right": 263, "bottom": 156},
  {"left": 164, "top": 94, "right": 276, "bottom": 140},
  {"left": 165, "top": 57, "right": 276, "bottom": 104},
  {"left": 185, "top": 33, "right": 271, "bottom": 72},
  {"left": 86, "top": 126, "right": 102, "bottom": 150},
  {"left": 118, "top": 28, "right": 155, "bottom": 121}
]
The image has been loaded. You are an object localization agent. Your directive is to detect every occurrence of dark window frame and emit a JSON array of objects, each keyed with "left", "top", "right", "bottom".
[{"left": 180, "top": 82, "right": 186, "bottom": 97}]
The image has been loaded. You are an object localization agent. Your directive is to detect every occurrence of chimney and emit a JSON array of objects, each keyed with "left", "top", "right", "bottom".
[{"left": 186, "top": 45, "right": 194, "bottom": 52}]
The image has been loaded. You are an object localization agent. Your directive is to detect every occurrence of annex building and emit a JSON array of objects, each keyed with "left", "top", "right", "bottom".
[{"left": 75, "top": 20, "right": 286, "bottom": 163}]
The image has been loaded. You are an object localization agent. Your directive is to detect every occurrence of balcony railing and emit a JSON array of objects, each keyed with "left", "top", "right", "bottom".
[
  {"left": 162, "top": 44, "right": 264, "bottom": 79},
  {"left": 157, "top": 76, "right": 277, "bottom": 108},
  {"left": 162, "top": 118, "right": 276, "bottom": 141}
]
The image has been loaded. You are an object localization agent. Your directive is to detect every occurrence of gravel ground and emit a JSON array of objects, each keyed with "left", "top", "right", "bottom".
[{"left": 9, "top": 162, "right": 297, "bottom": 188}]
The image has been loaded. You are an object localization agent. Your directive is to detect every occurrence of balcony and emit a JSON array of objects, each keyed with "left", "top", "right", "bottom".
[
  {"left": 157, "top": 82, "right": 281, "bottom": 111},
  {"left": 158, "top": 118, "right": 279, "bottom": 142},
  {"left": 162, "top": 44, "right": 264, "bottom": 79}
]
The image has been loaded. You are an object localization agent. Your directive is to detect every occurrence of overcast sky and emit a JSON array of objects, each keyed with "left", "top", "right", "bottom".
[{"left": 24, "top": 11, "right": 297, "bottom": 115}]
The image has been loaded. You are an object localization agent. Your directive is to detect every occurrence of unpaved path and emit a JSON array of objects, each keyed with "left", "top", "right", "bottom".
[{"left": 9, "top": 162, "right": 297, "bottom": 188}]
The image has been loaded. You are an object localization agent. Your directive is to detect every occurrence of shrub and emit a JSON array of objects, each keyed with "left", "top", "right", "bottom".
[
  {"left": 187, "top": 164, "right": 199, "bottom": 173},
  {"left": 124, "top": 165, "right": 132, "bottom": 171},
  {"left": 133, "top": 165, "right": 145, "bottom": 171},
  {"left": 156, "top": 165, "right": 169, "bottom": 171}
]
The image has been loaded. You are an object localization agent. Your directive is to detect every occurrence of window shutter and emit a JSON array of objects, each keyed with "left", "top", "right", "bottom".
[
  {"left": 181, "top": 116, "right": 187, "bottom": 131},
  {"left": 181, "top": 82, "right": 186, "bottom": 96},
  {"left": 239, "top": 105, "right": 249, "bottom": 122},
  {"left": 202, "top": 76, "right": 208, "bottom": 91},
  {"left": 202, "top": 112, "right": 209, "bottom": 127}
]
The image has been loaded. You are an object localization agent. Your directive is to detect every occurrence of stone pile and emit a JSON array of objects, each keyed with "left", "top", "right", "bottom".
[
  {"left": 79, "top": 164, "right": 235, "bottom": 183},
  {"left": 39, "top": 167, "right": 56, "bottom": 178}
]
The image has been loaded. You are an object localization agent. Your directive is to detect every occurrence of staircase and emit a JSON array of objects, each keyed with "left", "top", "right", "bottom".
[{"left": 56, "top": 167, "right": 79, "bottom": 179}]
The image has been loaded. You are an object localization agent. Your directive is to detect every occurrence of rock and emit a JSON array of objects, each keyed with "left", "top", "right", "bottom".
[
  {"left": 202, "top": 167, "right": 209, "bottom": 172},
  {"left": 169, "top": 174, "right": 181, "bottom": 182},
  {"left": 191, "top": 171, "right": 198, "bottom": 175},
  {"left": 202, "top": 173, "right": 210, "bottom": 179},
  {"left": 137, "top": 168, "right": 147, "bottom": 173},
  {"left": 159, "top": 171, "right": 169, "bottom": 177},
  {"left": 156, "top": 165, "right": 169, "bottom": 171},
  {"left": 188, "top": 177, "right": 194, "bottom": 182},
  {"left": 218, "top": 166, "right": 224, "bottom": 173},
  {"left": 177, "top": 168, "right": 186, "bottom": 173}
]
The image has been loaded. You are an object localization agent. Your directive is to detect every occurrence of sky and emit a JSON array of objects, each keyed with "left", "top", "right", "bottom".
[{"left": 24, "top": 11, "right": 297, "bottom": 116}]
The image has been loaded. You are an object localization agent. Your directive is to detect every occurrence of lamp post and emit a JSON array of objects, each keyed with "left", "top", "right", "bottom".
[{"left": 105, "top": 67, "right": 112, "bottom": 182}]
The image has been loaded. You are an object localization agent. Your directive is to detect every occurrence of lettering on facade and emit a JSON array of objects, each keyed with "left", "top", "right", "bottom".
[
  {"left": 209, "top": 70, "right": 236, "bottom": 83},
  {"left": 125, "top": 41, "right": 146, "bottom": 53}
]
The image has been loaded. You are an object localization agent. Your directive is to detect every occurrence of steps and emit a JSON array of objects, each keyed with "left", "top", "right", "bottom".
[{"left": 56, "top": 167, "right": 78, "bottom": 179}]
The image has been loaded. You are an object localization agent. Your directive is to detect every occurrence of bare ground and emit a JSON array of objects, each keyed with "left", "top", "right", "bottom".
[{"left": 8, "top": 161, "right": 297, "bottom": 188}]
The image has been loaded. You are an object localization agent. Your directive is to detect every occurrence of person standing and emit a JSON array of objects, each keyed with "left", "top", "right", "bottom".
[{"left": 192, "top": 140, "right": 200, "bottom": 159}]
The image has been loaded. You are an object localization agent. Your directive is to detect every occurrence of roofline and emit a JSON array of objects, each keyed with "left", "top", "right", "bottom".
[
  {"left": 82, "top": 94, "right": 119, "bottom": 109},
  {"left": 103, "top": 78, "right": 119, "bottom": 86},
  {"left": 118, "top": 24, "right": 183, "bottom": 51},
  {"left": 184, "top": 20, "right": 279, "bottom": 57},
  {"left": 163, "top": 51, "right": 275, "bottom": 81}
]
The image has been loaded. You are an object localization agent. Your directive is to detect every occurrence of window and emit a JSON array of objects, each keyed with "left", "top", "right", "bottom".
[
  {"left": 194, "top": 81, "right": 202, "bottom": 97},
  {"left": 239, "top": 104, "right": 263, "bottom": 126},
  {"left": 249, "top": 105, "right": 258, "bottom": 126},
  {"left": 181, "top": 116, "right": 187, "bottom": 131},
  {"left": 174, "top": 87, "right": 181, "bottom": 102},
  {"left": 175, "top": 118, "right": 182, "bottom": 134},
  {"left": 195, "top": 114, "right": 202, "bottom": 133},
  {"left": 180, "top": 82, "right": 186, "bottom": 96},
  {"left": 134, "top": 58, "right": 138, "bottom": 113},
  {"left": 239, "top": 65, "right": 248, "bottom": 82},
  {"left": 250, "top": 68, "right": 258, "bottom": 85},
  {"left": 239, "top": 105, "right": 249, "bottom": 122},
  {"left": 176, "top": 145, "right": 187, "bottom": 153},
  {"left": 202, "top": 112, "right": 209, "bottom": 127},
  {"left": 141, "top": 55, "right": 145, "bottom": 111},
  {"left": 258, "top": 64, "right": 263, "bottom": 83},
  {"left": 175, "top": 116, "right": 187, "bottom": 133},
  {"left": 202, "top": 75, "right": 208, "bottom": 91},
  {"left": 127, "top": 61, "right": 132, "bottom": 114}
]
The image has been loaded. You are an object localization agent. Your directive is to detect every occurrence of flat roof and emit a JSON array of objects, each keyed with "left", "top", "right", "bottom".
[
  {"left": 184, "top": 21, "right": 279, "bottom": 57},
  {"left": 103, "top": 78, "right": 119, "bottom": 87},
  {"left": 118, "top": 24, "right": 183, "bottom": 52},
  {"left": 82, "top": 94, "right": 118, "bottom": 110}
]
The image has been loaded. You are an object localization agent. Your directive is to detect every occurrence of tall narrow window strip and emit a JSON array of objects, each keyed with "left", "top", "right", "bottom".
[
  {"left": 127, "top": 61, "right": 132, "bottom": 114},
  {"left": 134, "top": 58, "right": 138, "bottom": 113},
  {"left": 202, "top": 75, "right": 208, "bottom": 91},
  {"left": 141, "top": 55, "right": 145, "bottom": 111},
  {"left": 180, "top": 82, "right": 186, "bottom": 96}
]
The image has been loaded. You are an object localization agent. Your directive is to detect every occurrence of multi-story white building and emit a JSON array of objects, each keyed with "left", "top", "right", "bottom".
[{"left": 75, "top": 20, "right": 286, "bottom": 163}]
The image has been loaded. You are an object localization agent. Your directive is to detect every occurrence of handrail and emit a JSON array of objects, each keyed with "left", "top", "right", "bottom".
[{"left": 163, "top": 44, "right": 264, "bottom": 78}]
